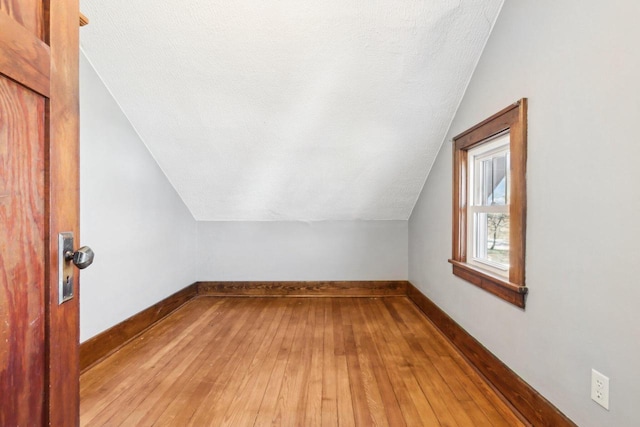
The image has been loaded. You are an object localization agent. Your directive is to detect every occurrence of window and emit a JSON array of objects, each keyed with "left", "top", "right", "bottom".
[
  {"left": 449, "top": 99, "right": 527, "bottom": 308},
  {"left": 467, "top": 133, "right": 510, "bottom": 276}
]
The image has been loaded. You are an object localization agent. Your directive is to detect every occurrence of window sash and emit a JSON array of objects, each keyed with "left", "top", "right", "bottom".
[
  {"left": 467, "top": 137, "right": 511, "bottom": 277},
  {"left": 466, "top": 208, "right": 510, "bottom": 274}
]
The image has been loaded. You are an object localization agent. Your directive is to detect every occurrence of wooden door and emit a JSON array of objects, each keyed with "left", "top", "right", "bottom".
[{"left": 0, "top": 0, "right": 80, "bottom": 425}]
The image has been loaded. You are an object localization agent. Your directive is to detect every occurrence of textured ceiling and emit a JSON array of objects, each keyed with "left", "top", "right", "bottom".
[{"left": 80, "top": 0, "right": 503, "bottom": 221}]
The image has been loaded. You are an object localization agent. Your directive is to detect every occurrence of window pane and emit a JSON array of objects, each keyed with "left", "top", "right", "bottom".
[
  {"left": 505, "top": 152, "right": 510, "bottom": 204},
  {"left": 482, "top": 159, "right": 492, "bottom": 205},
  {"left": 491, "top": 154, "right": 507, "bottom": 205},
  {"left": 474, "top": 212, "right": 486, "bottom": 259},
  {"left": 474, "top": 149, "right": 509, "bottom": 206},
  {"left": 474, "top": 212, "right": 510, "bottom": 269},
  {"left": 486, "top": 213, "right": 509, "bottom": 266}
]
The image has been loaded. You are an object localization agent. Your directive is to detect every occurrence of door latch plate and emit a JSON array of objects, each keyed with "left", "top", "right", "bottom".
[{"left": 58, "top": 232, "right": 74, "bottom": 304}]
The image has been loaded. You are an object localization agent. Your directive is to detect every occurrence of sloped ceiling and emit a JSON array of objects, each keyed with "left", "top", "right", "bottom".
[{"left": 80, "top": 0, "right": 503, "bottom": 221}]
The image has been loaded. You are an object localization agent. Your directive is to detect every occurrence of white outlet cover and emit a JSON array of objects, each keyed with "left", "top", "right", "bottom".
[{"left": 591, "top": 369, "right": 610, "bottom": 410}]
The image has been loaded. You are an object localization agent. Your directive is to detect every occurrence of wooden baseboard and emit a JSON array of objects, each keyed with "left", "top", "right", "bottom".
[
  {"left": 197, "top": 280, "right": 408, "bottom": 297},
  {"left": 79, "top": 283, "right": 198, "bottom": 373},
  {"left": 406, "top": 282, "right": 576, "bottom": 427}
]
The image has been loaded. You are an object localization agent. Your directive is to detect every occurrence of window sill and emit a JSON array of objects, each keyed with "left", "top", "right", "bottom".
[{"left": 448, "top": 259, "right": 527, "bottom": 308}]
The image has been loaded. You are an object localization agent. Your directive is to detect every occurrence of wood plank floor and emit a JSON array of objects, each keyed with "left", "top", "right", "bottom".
[{"left": 80, "top": 297, "right": 526, "bottom": 426}]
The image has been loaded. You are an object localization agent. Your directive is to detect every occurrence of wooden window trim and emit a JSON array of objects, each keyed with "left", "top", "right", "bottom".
[{"left": 449, "top": 99, "right": 528, "bottom": 308}]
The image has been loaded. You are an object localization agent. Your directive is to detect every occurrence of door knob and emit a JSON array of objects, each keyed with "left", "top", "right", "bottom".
[
  {"left": 58, "top": 232, "right": 94, "bottom": 304},
  {"left": 65, "top": 246, "right": 95, "bottom": 269}
]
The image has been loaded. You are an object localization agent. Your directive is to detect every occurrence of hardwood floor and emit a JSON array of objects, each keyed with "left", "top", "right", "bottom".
[{"left": 80, "top": 297, "right": 526, "bottom": 426}]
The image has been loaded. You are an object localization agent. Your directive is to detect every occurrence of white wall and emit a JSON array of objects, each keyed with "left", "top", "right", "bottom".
[
  {"left": 79, "top": 52, "right": 198, "bottom": 342},
  {"left": 408, "top": 1, "right": 640, "bottom": 426},
  {"left": 197, "top": 221, "right": 407, "bottom": 281}
]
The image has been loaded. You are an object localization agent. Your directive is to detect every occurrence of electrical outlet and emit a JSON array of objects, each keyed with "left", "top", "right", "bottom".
[{"left": 591, "top": 369, "right": 610, "bottom": 410}]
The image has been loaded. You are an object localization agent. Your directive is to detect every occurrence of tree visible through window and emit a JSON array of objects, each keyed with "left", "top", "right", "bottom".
[{"left": 450, "top": 99, "right": 528, "bottom": 308}]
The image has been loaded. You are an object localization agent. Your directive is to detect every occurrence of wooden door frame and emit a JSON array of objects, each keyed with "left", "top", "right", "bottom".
[{"left": 46, "top": 1, "right": 81, "bottom": 425}]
